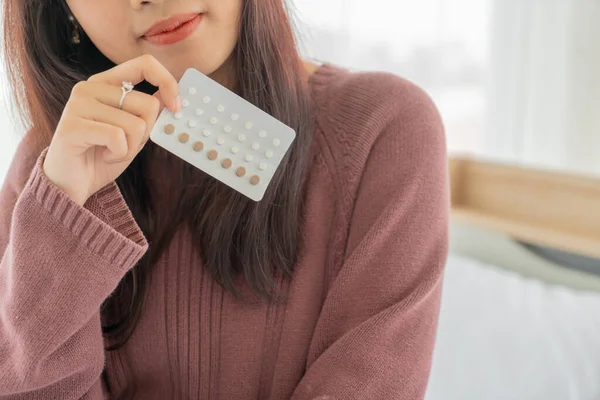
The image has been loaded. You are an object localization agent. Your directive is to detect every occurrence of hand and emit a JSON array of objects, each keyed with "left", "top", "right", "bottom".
[{"left": 43, "top": 54, "right": 181, "bottom": 206}]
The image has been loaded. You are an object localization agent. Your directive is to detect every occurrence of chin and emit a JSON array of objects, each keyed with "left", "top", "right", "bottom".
[{"left": 154, "top": 43, "right": 235, "bottom": 79}]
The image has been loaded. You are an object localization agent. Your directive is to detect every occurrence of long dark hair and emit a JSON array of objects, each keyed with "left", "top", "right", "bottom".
[{"left": 3, "top": 0, "right": 314, "bottom": 349}]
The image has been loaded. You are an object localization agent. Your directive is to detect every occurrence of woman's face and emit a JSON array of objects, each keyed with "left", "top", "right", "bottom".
[{"left": 66, "top": 0, "right": 242, "bottom": 81}]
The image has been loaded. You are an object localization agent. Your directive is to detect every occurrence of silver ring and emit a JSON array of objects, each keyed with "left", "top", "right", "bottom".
[{"left": 119, "top": 81, "right": 134, "bottom": 110}]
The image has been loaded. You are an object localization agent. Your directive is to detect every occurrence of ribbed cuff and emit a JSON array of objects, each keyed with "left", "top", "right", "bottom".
[
  {"left": 26, "top": 149, "right": 148, "bottom": 268},
  {"left": 84, "top": 183, "right": 147, "bottom": 249}
]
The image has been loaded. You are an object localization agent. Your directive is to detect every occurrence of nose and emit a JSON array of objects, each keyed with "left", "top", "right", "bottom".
[{"left": 130, "top": 0, "right": 163, "bottom": 9}]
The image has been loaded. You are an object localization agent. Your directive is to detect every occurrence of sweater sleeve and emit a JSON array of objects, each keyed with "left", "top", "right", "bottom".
[
  {"left": 292, "top": 83, "right": 449, "bottom": 399},
  {"left": 0, "top": 135, "right": 148, "bottom": 399}
]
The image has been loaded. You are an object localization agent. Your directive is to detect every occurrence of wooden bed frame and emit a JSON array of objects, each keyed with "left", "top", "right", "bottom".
[{"left": 450, "top": 157, "right": 600, "bottom": 259}]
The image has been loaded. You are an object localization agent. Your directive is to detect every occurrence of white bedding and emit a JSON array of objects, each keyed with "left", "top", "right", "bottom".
[{"left": 426, "top": 254, "right": 600, "bottom": 400}]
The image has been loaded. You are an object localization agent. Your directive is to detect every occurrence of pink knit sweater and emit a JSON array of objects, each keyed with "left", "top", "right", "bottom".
[{"left": 0, "top": 64, "right": 448, "bottom": 399}]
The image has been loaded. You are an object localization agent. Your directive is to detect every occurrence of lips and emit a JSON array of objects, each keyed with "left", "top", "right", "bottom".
[{"left": 143, "top": 13, "right": 201, "bottom": 37}]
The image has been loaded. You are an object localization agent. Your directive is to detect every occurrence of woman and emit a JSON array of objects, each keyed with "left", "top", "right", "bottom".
[{"left": 0, "top": 0, "right": 448, "bottom": 398}]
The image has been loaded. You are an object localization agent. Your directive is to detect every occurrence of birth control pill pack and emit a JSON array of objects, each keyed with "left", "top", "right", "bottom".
[{"left": 149, "top": 68, "right": 296, "bottom": 201}]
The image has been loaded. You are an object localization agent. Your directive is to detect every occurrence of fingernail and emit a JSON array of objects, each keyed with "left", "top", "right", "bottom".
[{"left": 175, "top": 95, "right": 182, "bottom": 111}]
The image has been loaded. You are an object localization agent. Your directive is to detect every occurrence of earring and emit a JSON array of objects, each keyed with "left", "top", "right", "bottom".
[{"left": 68, "top": 15, "right": 81, "bottom": 44}]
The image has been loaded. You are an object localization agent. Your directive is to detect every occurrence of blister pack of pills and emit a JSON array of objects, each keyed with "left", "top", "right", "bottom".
[{"left": 149, "top": 68, "right": 296, "bottom": 201}]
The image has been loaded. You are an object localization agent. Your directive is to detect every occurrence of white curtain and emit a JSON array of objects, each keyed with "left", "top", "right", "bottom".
[
  {"left": 487, "top": 0, "right": 600, "bottom": 176},
  {"left": 293, "top": 0, "right": 491, "bottom": 156}
]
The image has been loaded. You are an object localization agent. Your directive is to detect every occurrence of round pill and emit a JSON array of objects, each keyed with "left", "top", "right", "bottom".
[
  {"left": 164, "top": 124, "right": 176, "bottom": 135},
  {"left": 221, "top": 158, "right": 232, "bottom": 169},
  {"left": 245, "top": 154, "right": 253, "bottom": 162},
  {"left": 231, "top": 146, "right": 239, "bottom": 154},
  {"left": 202, "top": 129, "right": 211, "bottom": 137},
  {"left": 174, "top": 112, "right": 183, "bottom": 119},
  {"left": 178, "top": 133, "right": 190, "bottom": 143},
  {"left": 188, "top": 120, "right": 197, "bottom": 128},
  {"left": 182, "top": 99, "right": 189, "bottom": 107},
  {"left": 265, "top": 150, "right": 274, "bottom": 158},
  {"left": 250, "top": 175, "right": 261, "bottom": 185},
  {"left": 188, "top": 87, "right": 196, "bottom": 95},
  {"left": 259, "top": 130, "right": 267, "bottom": 138},
  {"left": 273, "top": 138, "right": 281, "bottom": 147},
  {"left": 251, "top": 142, "right": 260, "bottom": 150},
  {"left": 231, "top": 113, "right": 239, "bottom": 121},
  {"left": 217, "top": 137, "right": 225, "bottom": 145},
  {"left": 245, "top": 122, "right": 253, "bottom": 130},
  {"left": 207, "top": 150, "right": 218, "bottom": 160},
  {"left": 259, "top": 162, "right": 267, "bottom": 170},
  {"left": 224, "top": 125, "right": 232, "bottom": 133},
  {"left": 217, "top": 105, "right": 225, "bottom": 112},
  {"left": 237, "top": 134, "right": 246, "bottom": 142},
  {"left": 193, "top": 141, "right": 204, "bottom": 152},
  {"left": 210, "top": 117, "right": 218, "bottom": 125},
  {"left": 195, "top": 108, "right": 204, "bottom": 116},
  {"left": 236, "top": 167, "right": 246, "bottom": 177},
  {"left": 203, "top": 96, "right": 211, "bottom": 103}
]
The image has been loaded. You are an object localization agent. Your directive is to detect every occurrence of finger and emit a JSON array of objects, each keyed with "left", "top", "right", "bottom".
[
  {"left": 87, "top": 54, "right": 180, "bottom": 111},
  {"left": 153, "top": 90, "right": 167, "bottom": 115},
  {"left": 73, "top": 97, "right": 148, "bottom": 161},
  {"left": 79, "top": 82, "right": 161, "bottom": 135},
  {"left": 71, "top": 117, "right": 129, "bottom": 161}
]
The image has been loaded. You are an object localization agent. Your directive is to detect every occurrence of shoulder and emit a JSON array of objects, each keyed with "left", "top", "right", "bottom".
[
  {"left": 309, "top": 63, "right": 446, "bottom": 203},
  {"left": 309, "top": 63, "right": 443, "bottom": 136}
]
